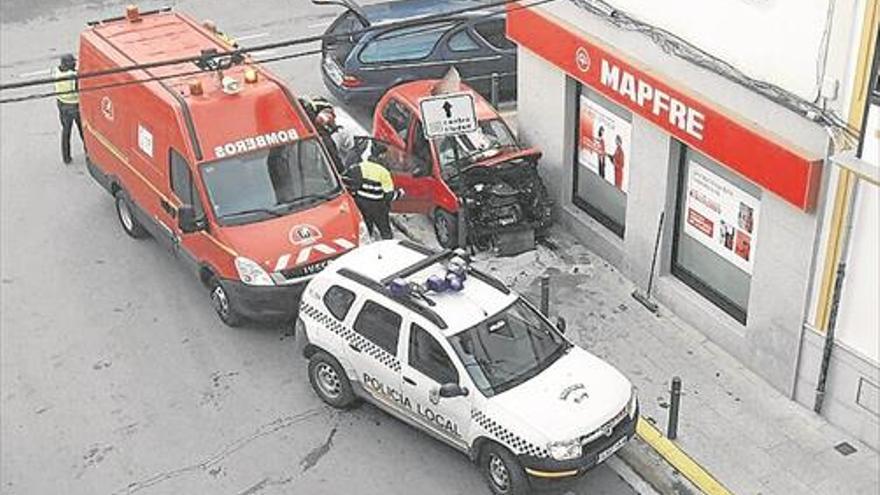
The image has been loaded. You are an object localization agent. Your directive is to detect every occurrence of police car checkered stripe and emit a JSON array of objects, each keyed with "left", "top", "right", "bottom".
[
  {"left": 471, "top": 409, "right": 549, "bottom": 458},
  {"left": 300, "top": 302, "right": 401, "bottom": 372}
]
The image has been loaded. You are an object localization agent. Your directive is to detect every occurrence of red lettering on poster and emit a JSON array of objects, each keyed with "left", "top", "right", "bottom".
[{"left": 686, "top": 208, "right": 714, "bottom": 237}]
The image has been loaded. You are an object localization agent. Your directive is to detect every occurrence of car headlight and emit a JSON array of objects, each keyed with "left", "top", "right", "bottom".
[
  {"left": 357, "top": 220, "right": 371, "bottom": 245},
  {"left": 548, "top": 439, "right": 582, "bottom": 461},
  {"left": 627, "top": 386, "right": 639, "bottom": 418},
  {"left": 234, "top": 256, "right": 274, "bottom": 286}
]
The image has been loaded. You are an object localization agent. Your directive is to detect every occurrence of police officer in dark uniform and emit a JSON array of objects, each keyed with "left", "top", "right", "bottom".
[
  {"left": 53, "top": 54, "right": 83, "bottom": 164},
  {"left": 347, "top": 141, "right": 403, "bottom": 240}
]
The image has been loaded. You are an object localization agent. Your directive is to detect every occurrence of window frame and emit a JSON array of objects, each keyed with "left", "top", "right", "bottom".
[
  {"left": 352, "top": 299, "right": 402, "bottom": 355},
  {"left": 472, "top": 19, "right": 516, "bottom": 51},
  {"left": 447, "top": 28, "right": 481, "bottom": 53},
  {"left": 382, "top": 98, "right": 414, "bottom": 143},
  {"left": 408, "top": 324, "right": 459, "bottom": 385}
]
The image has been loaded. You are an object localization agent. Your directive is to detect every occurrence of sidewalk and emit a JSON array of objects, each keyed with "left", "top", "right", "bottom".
[{"left": 394, "top": 217, "right": 879, "bottom": 495}]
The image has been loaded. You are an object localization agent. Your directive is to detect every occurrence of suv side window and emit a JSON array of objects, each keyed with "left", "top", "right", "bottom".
[
  {"left": 324, "top": 285, "right": 356, "bottom": 321},
  {"left": 169, "top": 149, "right": 204, "bottom": 217},
  {"left": 360, "top": 23, "right": 452, "bottom": 63},
  {"left": 474, "top": 20, "right": 515, "bottom": 51},
  {"left": 353, "top": 300, "right": 402, "bottom": 354},
  {"left": 409, "top": 324, "right": 459, "bottom": 384},
  {"left": 382, "top": 99, "right": 412, "bottom": 142}
]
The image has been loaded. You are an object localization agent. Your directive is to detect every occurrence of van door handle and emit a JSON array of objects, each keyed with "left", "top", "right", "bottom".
[
  {"left": 349, "top": 343, "right": 361, "bottom": 353},
  {"left": 403, "top": 376, "right": 417, "bottom": 386},
  {"left": 160, "top": 199, "right": 176, "bottom": 218}
]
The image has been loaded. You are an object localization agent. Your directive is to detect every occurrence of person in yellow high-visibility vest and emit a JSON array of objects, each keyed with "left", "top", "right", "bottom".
[
  {"left": 53, "top": 54, "right": 83, "bottom": 164},
  {"left": 346, "top": 141, "right": 404, "bottom": 240}
]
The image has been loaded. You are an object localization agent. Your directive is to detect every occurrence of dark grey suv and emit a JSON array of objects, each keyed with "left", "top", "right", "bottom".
[{"left": 317, "top": 0, "right": 517, "bottom": 107}]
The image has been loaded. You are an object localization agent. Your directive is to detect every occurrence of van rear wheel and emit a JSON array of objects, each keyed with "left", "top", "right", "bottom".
[
  {"left": 481, "top": 444, "right": 530, "bottom": 495},
  {"left": 115, "top": 191, "right": 149, "bottom": 239}
]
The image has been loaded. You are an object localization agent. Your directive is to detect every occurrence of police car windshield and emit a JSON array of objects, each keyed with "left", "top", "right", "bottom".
[
  {"left": 201, "top": 138, "right": 341, "bottom": 226},
  {"left": 436, "top": 118, "right": 518, "bottom": 178},
  {"left": 448, "top": 298, "right": 570, "bottom": 397}
]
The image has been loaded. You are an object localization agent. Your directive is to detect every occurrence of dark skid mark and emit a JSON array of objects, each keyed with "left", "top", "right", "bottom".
[{"left": 299, "top": 427, "right": 337, "bottom": 473}]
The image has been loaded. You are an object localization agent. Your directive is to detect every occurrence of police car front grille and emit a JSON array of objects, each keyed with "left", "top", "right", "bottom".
[
  {"left": 280, "top": 257, "right": 337, "bottom": 279},
  {"left": 580, "top": 407, "right": 629, "bottom": 447}
]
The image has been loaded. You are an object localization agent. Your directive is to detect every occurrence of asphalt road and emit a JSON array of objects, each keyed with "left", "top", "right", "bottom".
[{"left": 1, "top": 1, "right": 643, "bottom": 494}]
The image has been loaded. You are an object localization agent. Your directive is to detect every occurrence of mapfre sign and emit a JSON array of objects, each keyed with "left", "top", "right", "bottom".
[{"left": 507, "top": 3, "right": 821, "bottom": 210}]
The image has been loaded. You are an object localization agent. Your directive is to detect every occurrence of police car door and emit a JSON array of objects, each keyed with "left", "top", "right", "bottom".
[
  {"left": 400, "top": 322, "right": 471, "bottom": 451},
  {"left": 348, "top": 298, "right": 406, "bottom": 415}
]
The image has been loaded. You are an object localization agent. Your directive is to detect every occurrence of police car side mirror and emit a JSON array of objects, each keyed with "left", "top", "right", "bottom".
[
  {"left": 555, "top": 316, "right": 567, "bottom": 334},
  {"left": 178, "top": 205, "right": 205, "bottom": 234},
  {"left": 438, "top": 382, "right": 469, "bottom": 399}
]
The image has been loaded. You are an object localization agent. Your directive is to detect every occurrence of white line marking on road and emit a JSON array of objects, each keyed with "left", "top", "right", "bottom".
[
  {"left": 236, "top": 32, "right": 270, "bottom": 42},
  {"left": 308, "top": 20, "right": 333, "bottom": 29},
  {"left": 17, "top": 69, "right": 50, "bottom": 78},
  {"left": 607, "top": 456, "right": 660, "bottom": 495}
]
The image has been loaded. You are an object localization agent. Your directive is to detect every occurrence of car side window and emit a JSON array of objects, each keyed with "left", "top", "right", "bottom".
[
  {"left": 409, "top": 324, "right": 459, "bottom": 384},
  {"left": 382, "top": 99, "right": 412, "bottom": 142},
  {"left": 324, "top": 285, "right": 356, "bottom": 321},
  {"left": 360, "top": 23, "right": 452, "bottom": 63},
  {"left": 353, "top": 300, "right": 402, "bottom": 355},
  {"left": 410, "top": 122, "right": 432, "bottom": 168},
  {"left": 474, "top": 20, "right": 515, "bottom": 51},
  {"left": 448, "top": 30, "right": 480, "bottom": 52},
  {"left": 169, "top": 149, "right": 204, "bottom": 217}
]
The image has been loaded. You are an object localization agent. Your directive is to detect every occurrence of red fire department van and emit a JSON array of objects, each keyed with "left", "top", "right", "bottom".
[{"left": 79, "top": 7, "right": 367, "bottom": 326}]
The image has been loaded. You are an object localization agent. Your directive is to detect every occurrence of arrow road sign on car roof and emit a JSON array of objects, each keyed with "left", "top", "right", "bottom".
[{"left": 420, "top": 92, "right": 477, "bottom": 139}]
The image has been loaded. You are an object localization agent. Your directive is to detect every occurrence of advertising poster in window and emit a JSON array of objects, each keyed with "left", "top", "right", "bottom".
[
  {"left": 578, "top": 94, "right": 631, "bottom": 193},
  {"left": 683, "top": 162, "right": 760, "bottom": 274}
]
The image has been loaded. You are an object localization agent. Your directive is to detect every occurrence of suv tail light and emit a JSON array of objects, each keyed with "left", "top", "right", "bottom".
[{"left": 341, "top": 75, "right": 362, "bottom": 88}]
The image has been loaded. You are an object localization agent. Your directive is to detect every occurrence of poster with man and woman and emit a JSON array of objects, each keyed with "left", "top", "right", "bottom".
[{"left": 578, "top": 94, "right": 632, "bottom": 193}]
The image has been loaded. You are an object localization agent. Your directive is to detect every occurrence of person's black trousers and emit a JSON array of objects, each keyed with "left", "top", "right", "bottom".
[
  {"left": 355, "top": 197, "right": 393, "bottom": 240},
  {"left": 58, "top": 101, "right": 83, "bottom": 163}
]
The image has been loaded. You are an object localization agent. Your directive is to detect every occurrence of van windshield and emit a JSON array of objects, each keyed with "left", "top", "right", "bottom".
[
  {"left": 448, "top": 298, "right": 571, "bottom": 397},
  {"left": 200, "top": 138, "right": 341, "bottom": 226}
]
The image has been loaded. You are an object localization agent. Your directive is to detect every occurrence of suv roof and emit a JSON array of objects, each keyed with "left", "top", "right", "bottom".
[
  {"left": 359, "top": 0, "right": 497, "bottom": 25},
  {"left": 323, "top": 240, "right": 518, "bottom": 335}
]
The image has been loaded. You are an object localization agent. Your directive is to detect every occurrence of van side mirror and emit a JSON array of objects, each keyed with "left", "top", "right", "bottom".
[
  {"left": 556, "top": 316, "right": 567, "bottom": 334},
  {"left": 178, "top": 205, "right": 206, "bottom": 233},
  {"left": 438, "top": 382, "right": 469, "bottom": 399}
]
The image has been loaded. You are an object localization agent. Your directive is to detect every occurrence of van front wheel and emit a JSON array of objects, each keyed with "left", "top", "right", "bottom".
[
  {"left": 209, "top": 278, "right": 243, "bottom": 327},
  {"left": 115, "top": 191, "right": 149, "bottom": 239}
]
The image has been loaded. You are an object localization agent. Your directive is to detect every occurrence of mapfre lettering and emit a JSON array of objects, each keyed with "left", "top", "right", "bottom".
[
  {"left": 600, "top": 59, "right": 705, "bottom": 140},
  {"left": 214, "top": 128, "right": 299, "bottom": 158}
]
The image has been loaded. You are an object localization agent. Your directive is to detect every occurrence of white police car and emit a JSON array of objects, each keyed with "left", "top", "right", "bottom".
[{"left": 296, "top": 240, "right": 638, "bottom": 494}]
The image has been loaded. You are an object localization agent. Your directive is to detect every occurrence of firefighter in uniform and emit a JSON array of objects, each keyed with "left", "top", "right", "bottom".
[
  {"left": 348, "top": 142, "right": 403, "bottom": 240},
  {"left": 53, "top": 54, "right": 84, "bottom": 165}
]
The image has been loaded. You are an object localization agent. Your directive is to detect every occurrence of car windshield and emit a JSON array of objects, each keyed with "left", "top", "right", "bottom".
[
  {"left": 435, "top": 118, "right": 518, "bottom": 178},
  {"left": 448, "top": 298, "right": 570, "bottom": 397},
  {"left": 200, "top": 138, "right": 341, "bottom": 226}
]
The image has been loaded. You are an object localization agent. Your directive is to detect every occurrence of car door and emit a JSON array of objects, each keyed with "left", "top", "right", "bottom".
[
  {"left": 400, "top": 322, "right": 472, "bottom": 451},
  {"left": 348, "top": 298, "right": 406, "bottom": 414},
  {"left": 391, "top": 119, "right": 440, "bottom": 214}
]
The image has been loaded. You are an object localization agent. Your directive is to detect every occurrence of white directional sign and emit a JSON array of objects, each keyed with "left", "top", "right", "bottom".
[{"left": 419, "top": 92, "right": 478, "bottom": 139}]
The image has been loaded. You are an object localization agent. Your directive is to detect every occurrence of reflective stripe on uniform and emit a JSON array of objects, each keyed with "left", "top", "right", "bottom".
[
  {"left": 355, "top": 160, "right": 394, "bottom": 201},
  {"left": 53, "top": 68, "right": 78, "bottom": 105}
]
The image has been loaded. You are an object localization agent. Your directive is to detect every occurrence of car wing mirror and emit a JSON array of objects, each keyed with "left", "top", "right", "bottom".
[
  {"left": 178, "top": 205, "right": 206, "bottom": 234},
  {"left": 438, "top": 382, "right": 469, "bottom": 399},
  {"left": 555, "top": 316, "right": 567, "bottom": 334}
]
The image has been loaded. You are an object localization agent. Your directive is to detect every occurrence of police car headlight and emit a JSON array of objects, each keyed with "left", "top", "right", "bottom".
[
  {"left": 627, "top": 386, "right": 639, "bottom": 418},
  {"left": 358, "top": 220, "right": 372, "bottom": 245},
  {"left": 548, "top": 439, "right": 582, "bottom": 461},
  {"left": 235, "top": 256, "right": 274, "bottom": 286}
]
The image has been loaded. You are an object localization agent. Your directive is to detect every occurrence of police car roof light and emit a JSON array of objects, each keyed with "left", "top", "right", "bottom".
[
  {"left": 380, "top": 249, "right": 455, "bottom": 285},
  {"left": 338, "top": 268, "right": 447, "bottom": 329}
]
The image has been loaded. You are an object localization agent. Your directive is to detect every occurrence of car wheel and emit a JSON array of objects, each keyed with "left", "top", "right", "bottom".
[
  {"left": 308, "top": 351, "right": 358, "bottom": 409},
  {"left": 433, "top": 209, "right": 459, "bottom": 249},
  {"left": 115, "top": 191, "right": 149, "bottom": 239},
  {"left": 209, "top": 278, "right": 243, "bottom": 327},
  {"left": 481, "top": 443, "right": 530, "bottom": 495}
]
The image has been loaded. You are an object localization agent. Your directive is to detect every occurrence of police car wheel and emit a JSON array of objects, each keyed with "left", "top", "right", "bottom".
[
  {"left": 308, "top": 351, "right": 357, "bottom": 409},
  {"left": 481, "top": 444, "right": 529, "bottom": 495},
  {"left": 115, "top": 191, "right": 148, "bottom": 239},
  {"left": 209, "top": 279, "right": 243, "bottom": 327},
  {"left": 433, "top": 209, "right": 458, "bottom": 249}
]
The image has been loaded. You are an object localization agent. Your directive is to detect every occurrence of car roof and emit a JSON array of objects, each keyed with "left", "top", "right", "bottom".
[
  {"left": 390, "top": 80, "right": 501, "bottom": 121},
  {"left": 323, "top": 240, "right": 517, "bottom": 336},
  {"left": 361, "top": 0, "right": 498, "bottom": 25}
]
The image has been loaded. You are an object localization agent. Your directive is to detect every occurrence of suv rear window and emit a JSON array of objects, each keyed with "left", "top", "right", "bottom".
[
  {"left": 324, "top": 285, "right": 356, "bottom": 321},
  {"left": 474, "top": 20, "right": 515, "bottom": 51},
  {"left": 353, "top": 300, "right": 402, "bottom": 354},
  {"left": 360, "top": 23, "right": 453, "bottom": 63}
]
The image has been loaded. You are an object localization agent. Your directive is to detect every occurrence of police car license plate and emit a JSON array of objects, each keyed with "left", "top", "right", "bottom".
[
  {"left": 597, "top": 436, "right": 627, "bottom": 464},
  {"left": 323, "top": 57, "right": 344, "bottom": 86}
]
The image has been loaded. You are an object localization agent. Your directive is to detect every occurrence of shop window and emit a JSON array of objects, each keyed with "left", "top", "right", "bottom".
[
  {"left": 573, "top": 85, "right": 631, "bottom": 237},
  {"left": 672, "top": 146, "right": 760, "bottom": 324}
]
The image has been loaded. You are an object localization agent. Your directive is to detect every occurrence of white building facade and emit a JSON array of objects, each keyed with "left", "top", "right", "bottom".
[{"left": 507, "top": 0, "right": 879, "bottom": 448}]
